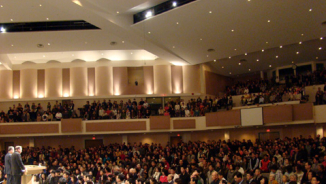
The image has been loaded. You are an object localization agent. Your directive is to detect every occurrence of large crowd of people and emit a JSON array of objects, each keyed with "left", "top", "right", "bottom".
[{"left": 0, "top": 136, "right": 325, "bottom": 184}]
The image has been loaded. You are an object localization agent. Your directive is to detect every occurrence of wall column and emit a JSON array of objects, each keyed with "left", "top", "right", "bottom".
[
  {"left": 312, "top": 62, "right": 317, "bottom": 72},
  {"left": 316, "top": 125, "right": 323, "bottom": 138},
  {"left": 29, "top": 138, "right": 35, "bottom": 147},
  {"left": 122, "top": 135, "right": 128, "bottom": 144},
  {"left": 224, "top": 131, "right": 230, "bottom": 140},
  {"left": 260, "top": 71, "right": 264, "bottom": 80},
  {"left": 182, "top": 132, "right": 191, "bottom": 142}
]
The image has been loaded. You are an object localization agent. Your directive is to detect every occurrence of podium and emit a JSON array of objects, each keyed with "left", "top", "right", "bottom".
[{"left": 22, "top": 165, "right": 46, "bottom": 184}]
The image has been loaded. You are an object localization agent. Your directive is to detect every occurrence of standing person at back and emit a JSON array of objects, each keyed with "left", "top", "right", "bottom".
[
  {"left": 4, "top": 146, "right": 15, "bottom": 184},
  {"left": 11, "top": 146, "right": 25, "bottom": 184}
]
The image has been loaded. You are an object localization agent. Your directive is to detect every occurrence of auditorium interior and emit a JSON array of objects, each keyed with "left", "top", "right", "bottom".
[{"left": 0, "top": 0, "right": 326, "bottom": 183}]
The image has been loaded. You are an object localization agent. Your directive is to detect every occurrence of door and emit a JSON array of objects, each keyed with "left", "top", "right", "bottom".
[
  {"left": 170, "top": 136, "right": 182, "bottom": 146},
  {"left": 258, "top": 132, "right": 280, "bottom": 141},
  {"left": 85, "top": 139, "right": 103, "bottom": 149}
]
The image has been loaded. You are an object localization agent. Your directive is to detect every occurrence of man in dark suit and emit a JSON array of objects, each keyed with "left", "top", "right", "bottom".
[
  {"left": 4, "top": 146, "right": 14, "bottom": 184},
  {"left": 11, "top": 146, "right": 25, "bottom": 184}
]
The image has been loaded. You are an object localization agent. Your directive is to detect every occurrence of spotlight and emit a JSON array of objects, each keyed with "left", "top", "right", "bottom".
[
  {"left": 172, "top": 1, "right": 177, "bottom": 7},
  {"left": 145, "top": 11, "right": 152, "bottom": 18},
  {"left": 0, "top": 27, "right": 6, "bottom": 33}
]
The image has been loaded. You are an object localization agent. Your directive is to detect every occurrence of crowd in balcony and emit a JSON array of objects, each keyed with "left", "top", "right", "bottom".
[
  {"left": 0, "top": 136, "right": 325, "bottom": 184},
  {"left": 227, "top": 68, "right": 326, "bottom": 106}
]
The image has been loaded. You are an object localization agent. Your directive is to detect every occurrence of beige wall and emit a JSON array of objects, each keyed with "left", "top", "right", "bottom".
[
  {"left": 183, "top": 65, "right": 201, "bottom": 93},
  {"left": 128, "top": 133, "right": 170, "bottom": 146},
  {"left": 95, "top": 66, "right": 113, "bottom": 96},
  {"left": 45, "top": 68, "right": 62, "bottom": 98},
  {"left": 171, "top": 66, "right": 183, "bottom": 94},
  {"left": 0, "top": 70, "right": 12, "bottom": 99},
  {"left": 144, "top": 66, "right": 154, "bottom": 94},
  {"left": 154, "top": 65, "right": 172, "bottom": 94},
  {"left": 70, "top": 67, "right": 88, "bottom": 97},
  {"left": 20, "top": 69, "right": 37, "bottom": 98}
]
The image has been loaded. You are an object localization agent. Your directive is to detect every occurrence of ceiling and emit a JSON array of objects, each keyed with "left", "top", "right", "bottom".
[{"left": 0, "top": 0, "right": 325, "bottom": 76}]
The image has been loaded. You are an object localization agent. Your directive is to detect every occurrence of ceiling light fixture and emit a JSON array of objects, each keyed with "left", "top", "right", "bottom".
[
  {"left": 206, "top": 55, "right": 209, "bottom": 57},
  {"left": 172, "top": 1, "right": 177, "bottom": 7},
  {"left": 148, "top": 31, "right": 151, "bottom": 34},
  {"left": 292, "top": 61, "right": 294, "bottom": 63},
  {"left": 11, "top": 44, "right": 14, "bottom": 47},
  {"left": 296, "top": 51, "right": 299, "bottom": 54},
  {"left": 316, "top": 57, "right": 319, "bottom": 59},
  {"left": 309, "top": 8, "right": 312, "bottom": 11},
  {"left": 245, "top": 53, "right": 247, "bottom": 55},
  {"left": 39, "top": 4, "right": 42, "bottom": 7},
  {"left": 145, "top": 11, "right": 153, "bottom": 18},
  {"left": 231, "top": 29, "right": 234, "bottom": 32},
  {"left": 213, "top": 59, "right": 216, "bottom": 62},
  {"left": 256, "top": 59, "right": 259, "bottom": 62},
  {"left": 229, "top": 56, "right": 231, "bottom": 59},
  {"left": 262, "top": 49, "right": 264, "bottom": 52},
  {"left": 276, "top": 56, "right": 278, "bottom": 58},
  {"left": 116, "top": 11, "right": 119, "bottom": 14},
  {"left": 209, "top": 11, "right": 212, "bottom": 14},
  {"left": 0, "top": 62, "right": 2, "bottom": 64},
  {"left": 0, "top": 27, "right": 6, "bottom": 33},
  {"left": 122, "top": 41, "right": 125, "bottom": 43},
  {"left": 47, "top": 43, "right": 50, "bottom": 45},
  {"left": 319, "top": 47, "right": 322, "bottom": 50},
  {"left": 176, "top": 22, "right": 179, "bottom": 24},
  {"left": 320, "top": 37, "right": 323, "bottom": 40},
  {"left": 269, "top": 65, "right": 272, "bottom": 67},
  {"left": 234, "top": 49, "right": 237, "bottom": 51},
  {"left": 299, "top": 41, "right": 302, "bottom": 44},
  {"left": 229, "top": 72, "right": 232, "bottom": 74},
  {"left": 0, "top": 5, "right": 3, "bottom": 8},
  {"left": 238, "top": 63, "right": 241, "bottom": 65},
  {"left": 200, "top": 38, "right": 203, "bottom": 41},
  {"left": 10, "top": 19, "right": 13, "bottom": 21},
  {"left": 249, "top": 69, "right": 251, "bottom": 71},
  {"left": 267, "top": 20, "right": 271, "bottom": 23},
  {"left": 266, "top": 41, "right": 269, "bottom": 44},
  {"left": 280, "top": 46, "right": 283, "bottom": 48},
  {"left": 301, "top": 33, "right": 304, "bottom": 36},
  {"left": 172, "top": 46, "right": 175, "bottom": 48},
  {"left": 222, "top": 66, "right": 224, "bottom": 68},
  {"left": 46, "top": 18, "right": 49, "bottom": 20}
]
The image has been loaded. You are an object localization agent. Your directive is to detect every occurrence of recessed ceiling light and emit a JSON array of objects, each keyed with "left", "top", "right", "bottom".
[
  {"left": 148, "top": 32, "right": 151, "bottom": 34},
  {"left": 296, "top": 51, "right": 299, "bottom": 54},
  {"left": 39, "top": 4, "right": 42, "bottom": 7},
  {"left": 206, "top": 55, "right": 209, "bottom": 57},
  {"left": 245, "top": 53, "right": 247, "bottom": 55},
  {"left": 249, "top": 69, "right": 251, "bottom": 71},
  {"left": 266, "top": 41, "right": 269, "bottom": 44},
  {"left": 122, "top": 41, "right": 124, "bottom": 43},
  {"left": 213, "top": 59, "right": 216, "bottom": 62},
  {"left": 231, "top": 29, "right": 234, "bottom": 32},
  {"left": 229, "top": 56, "right": 231, "bottom": 59},
  {"left": 267, "top": 20, "right": 271, "bottom": 23},
  {"left": 280, "top": 46, "right": 283, "bottom": 48},
  {"left": 0, "top": 27, "right": 6, "bottom": 33},
  {"left": 172, "top": 46, "right": 175, "bottom": 48},
  {"left": 200, "top": 38, "right": 202, "bottom": 41},
  {"left": 292, "top": 61, "right": 294, "bottom": 63},
  {"left": 234, "top": 49, "right": 237, "bottom": 51},
  {"left": 269, "top": 65, "right": 272, "bottom": 67},
  {"left": 316, "top": 57, "right": 319, "bottom": 59},
  {"left": 248, "top": 0, "right": 250, "bottom": 1},
  {"left": 319, "top": 47, "right": 322, "bottom": 50},
  {"left": 47, "top": 43, "right": 50, "bottom": 45},
  {"left": 10, "top": 19, "right": 13, "bottom": 21},
  {"left": 309, "top": 8, "right": 312, "bottom": 11},
  {"left": 172, "top": 1, "right": 177, "bottom": 7},
  {"left": 301, "top": 34, "right": 304, "bottom": 36},
  {"left": 116, "top": 11, "right": 119, "bottom": 14},
  {"left": 46, "top": 18, "right": 49, "bottom": 20},
  {"left": 222, "top": 66, "right": 224, "bottom": 68},
  {"left": 256, "top": 59, "right": 259, "bottom": 62},
  {"left": 209, "top": 11, "right": 212, "bottom": 14},
  {"left": 145, "top": 11, "right": 152, "bottom": 18},
  {"left": 229, "top": 72, "right": 232, "bottom": 74},
  {"left": 262, "top": 49, "right": 264, "bottom": 52},
  {"left": 176, "top": 22, "right": 179, "bottom": 25},
  {"left": 299, "top": 41, "right": 302, "bottom": 44},
  {"left": 0, "top": 5, "right": 3, "bottom": 8},
  {"left": 11, "top": 44, "right": 14, "bottom": 47},
  {"left": 320, "top": 37, "right": 323, "bottom": 40},
  {"left": 238, "top": 63, "right": 241, "bottom": 65},
  {"left": 276, "top": 56, "right": 278, "bottom": 58}
]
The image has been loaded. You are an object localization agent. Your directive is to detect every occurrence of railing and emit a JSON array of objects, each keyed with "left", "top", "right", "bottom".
[{"left": 0, "top": 103, "right": 320, "bottom": 137}]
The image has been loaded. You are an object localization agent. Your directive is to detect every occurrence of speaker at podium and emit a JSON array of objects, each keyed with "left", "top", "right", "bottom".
[{"left": 22, "top": 165, "right": 46, "bottom": 184}]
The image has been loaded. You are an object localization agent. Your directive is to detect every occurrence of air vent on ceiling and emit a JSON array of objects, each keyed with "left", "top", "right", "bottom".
[
  {"left": 207, "top": 48, "right": 215, "bottom": 52},
  {"left": 240, "top": 59, "right": 247, "bottom": 62}
]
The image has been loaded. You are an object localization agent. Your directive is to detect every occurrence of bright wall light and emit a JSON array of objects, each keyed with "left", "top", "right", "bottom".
[
  {"left": 145, "top": 11, "right": 153, "bottom": 18},
  {"left": 170, "top": 61, "right": 187, "bottom": 66},
  {"left": 72, "top": 0, "right": 83, "bottom": 7},
  {"left": 38, "top": 95, "right": 44, "bottom": 98},
  {"left": 172, "top": 1, "right": 177, "bottom": 7},
  {"left": 115, "top": 93, "right": 120, "bottom": 96},
  {"left": 63, "top": 93, "right": 69, "bottom": 97},
  {"left": 147, "top": 91, "right": 153, "bottom": 95},
  {"left": 89, "top": 94, "right": 94, "bottom": 97},
  {"left": 13, "top": 95, "right": 19, "bottom": 99},
  {"left": 0, "top": 27, "right": 6, "bottom": 33}
]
